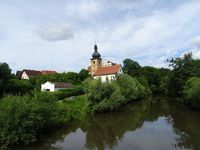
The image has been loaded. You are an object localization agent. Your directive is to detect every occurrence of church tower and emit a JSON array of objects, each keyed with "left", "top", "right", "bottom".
[{"left": 90, "top": 44, "right": 102, "bottom": 75}]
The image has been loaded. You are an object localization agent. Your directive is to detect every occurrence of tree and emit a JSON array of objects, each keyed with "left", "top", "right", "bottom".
[
  {"left": 167, "top": 52, "right": 200, "bottom": 97},
  {"left": 79, "top": 69, "right": 90, "bottom": 81},
  {"left": 0, "top": 63, "right": 13, "bottom": 96},
  {"left": 122, "top": 59, "right": 141, "bottom": 77},
  {"left": 183, "top": 77, "right": 200, "bottom": 109}
]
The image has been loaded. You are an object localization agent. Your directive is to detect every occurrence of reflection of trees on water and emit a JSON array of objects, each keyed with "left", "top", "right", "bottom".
[
  {"left": 168, "top": 102, "right": 200, "bottom": 150},
  {"left": 15, "top": 97, "right": 200, "bottom": 150},
  {"left": 146, "top": 98, "right": 200, "bottom": 150},
  {"left": 81, "top": 99, "right": 151, "bottom": 150}
]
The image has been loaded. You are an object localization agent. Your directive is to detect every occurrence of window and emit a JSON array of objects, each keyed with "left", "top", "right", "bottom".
[{"left": 106, "top": 76, "right": 109, "bottom": 82}]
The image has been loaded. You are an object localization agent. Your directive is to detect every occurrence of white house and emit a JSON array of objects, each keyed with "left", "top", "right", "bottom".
[
  {"left": 93, "top": 64, "right": 123, "bottom": 82},
  {"left": 41, "top": 81, "right": 73, "bottom": 92},
  {"left": 20, "top": 69, "right": 41, "bottom": 80},
  {"left": 88, "top": 44, "right": 123, "bottom": 82}
]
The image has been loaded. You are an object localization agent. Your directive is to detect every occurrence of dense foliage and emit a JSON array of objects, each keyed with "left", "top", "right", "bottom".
[
  {"left": 183, "top": 77, "right": 200, "bottom": 109},
  {"left": 167, "top": 53, "right": 200, "bottom": 97},
  {"left": 84, "top": 74, "right": 150, "bottom": 112},
  {"left": 122, "top": 53, "right": 200, "bottom": 109},
  {"left": 0, "top": 92, "right": 88, "bottom": 149},
  {"left": 122, "top": 59, "right": 170, "bottom": 93},
  {"left": 55, "top": 85, "right": 85, "bottom": 100}
]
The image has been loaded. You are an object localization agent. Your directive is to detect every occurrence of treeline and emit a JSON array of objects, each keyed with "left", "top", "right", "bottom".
[
  {"left": 0, "top": 63, "right": 90, "bottom": 97},
  {"left": 123, "top": 52, "right": 200, "bottom": 109}
]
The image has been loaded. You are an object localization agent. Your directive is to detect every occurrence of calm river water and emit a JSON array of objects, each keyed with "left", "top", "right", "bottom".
[{"left": 14, "top": 97, "right": 200, "bottom": 150}]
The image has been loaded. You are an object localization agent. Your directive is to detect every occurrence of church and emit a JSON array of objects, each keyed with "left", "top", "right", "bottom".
[{"left": 88, "top": 44, "right": 123, "bottom": 82}]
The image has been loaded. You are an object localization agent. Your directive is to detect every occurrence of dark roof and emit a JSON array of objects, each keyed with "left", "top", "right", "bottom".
[
  {"left": 93, "top": 64, "right": 121, "bottom": 76},
  {"left": 41, "top": 70, "right": 57, "bottom": 75},
  {"left": 23, "top": 69, "right": 41, "bottom": 76},
  {"left": 16, "top": 71, "right": 22, "bottom": 78},
  {"left": 92, "top": 44, "right": 101, "bottom": 59},
  {"left": 53, "top": 82, "right": 73, "bottom": 88}
]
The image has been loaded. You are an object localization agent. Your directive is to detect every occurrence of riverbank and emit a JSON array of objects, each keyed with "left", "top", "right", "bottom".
[
  {"left": 13, "top": 96, "right": 200, "bottom": 150},
  {"left": 0, "top": 74, "right": 150, "bottom": 149}
]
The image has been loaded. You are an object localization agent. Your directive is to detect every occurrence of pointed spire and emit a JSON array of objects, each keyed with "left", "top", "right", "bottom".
[
  {"left": 94, "top": 42, "right": 98, "bottom": 52},
  {"left": 92, "top": 43, "right": 101, "bottom": 59}
]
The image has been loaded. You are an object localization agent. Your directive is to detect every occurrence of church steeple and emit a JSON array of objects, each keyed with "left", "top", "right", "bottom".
[
  {"left": 90, "top": 43, "right": 102, "bottom": 75},
  {"left": 92, "top": 43, "right": 101, "bottom": 59}
]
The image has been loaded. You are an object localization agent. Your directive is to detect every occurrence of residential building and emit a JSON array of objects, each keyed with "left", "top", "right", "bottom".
[
  {"left": 88, "top": 44, "right": 123, "bottom": 82},
  {"left": 41, "top": 81, "right": 73, "bottom": 92},
  {"left": 20, "top": 69, "right": 41, "bottom": 80}
]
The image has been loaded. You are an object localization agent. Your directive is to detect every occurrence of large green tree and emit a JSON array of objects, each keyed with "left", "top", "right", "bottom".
[
  {"left": 0, "top": 63, "right": 13, "bottom": 96},
  {"left": 167, "top": 52, "right": 200, "bottom": 97},
  {"left": 79, "top": 69, "right": 90, "bottom": 81},
  {"left": 122, "top": 59, "right": 141, "bottom": 77}
]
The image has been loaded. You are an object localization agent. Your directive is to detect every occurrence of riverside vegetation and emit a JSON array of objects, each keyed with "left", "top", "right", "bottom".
[{"left": 0, "top": 52, "right": 200, "bottom": 149}]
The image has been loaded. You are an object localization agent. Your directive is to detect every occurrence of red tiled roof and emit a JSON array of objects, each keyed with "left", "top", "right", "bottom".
[
  {"left": 41, "top": 70, "right": 57, "bottom": 75},
  {"left": 23, "top": 69, "right": 41, "bottom": 76},
  {"left": 93, "top": 64, "right": 121, "bottom": 76}
]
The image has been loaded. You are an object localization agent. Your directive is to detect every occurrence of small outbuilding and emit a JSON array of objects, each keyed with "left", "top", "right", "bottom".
[{"left": 41, "top": 81, "right": 73, "bottom": 92}]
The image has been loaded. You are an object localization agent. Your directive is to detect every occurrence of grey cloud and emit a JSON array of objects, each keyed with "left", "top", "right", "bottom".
[{"left": 38, "top": 23, "right": 74, "bottom": 42}]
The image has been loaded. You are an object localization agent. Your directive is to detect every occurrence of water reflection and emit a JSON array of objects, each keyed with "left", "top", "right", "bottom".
[{"left": 15, "top": 97, "right": 200, "bottom": 150}]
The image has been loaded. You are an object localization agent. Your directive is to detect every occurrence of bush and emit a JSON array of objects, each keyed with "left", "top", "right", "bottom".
[
  {"left": 116, "top": 74, "right": 149, "bottom": 101},
  {"left": 84, "top": 79, "right": 125, "bottom": 112},
  {"left": 64, "top": 95, "right": 89, "bottom": 120},
  {"left": 0, "top": 92, "right": 71, "bottom": 148},
  {"left": 54, "top": 85, "right": 85, "bottom": 100},
  {"left": 183, "top": 77, "right": 200, "bottom": 109},
  {"left": 84, "top": 75, "right": 150, "bottom": 112},
  {"left": 6, "top": 79, "right": 33, "bottom": 95}
]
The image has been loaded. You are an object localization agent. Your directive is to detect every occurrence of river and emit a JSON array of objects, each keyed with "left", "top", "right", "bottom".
[{"left": 14, "top": 97, "right": 200, "bottom": 150}]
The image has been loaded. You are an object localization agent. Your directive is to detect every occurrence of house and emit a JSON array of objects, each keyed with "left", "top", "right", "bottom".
[
  {"left": 41, "top": 70, "right": 57, "bottom": 75},
  {"left": 21, "top": 69, "right": 41, "bottom": 80},
  {"left": 88, "top": 44, "right": 123, "bottom": 82},
  {"left": 41, "top": 81, "right": 73, "bottom": 92},
  {"left": 16, "top": 69, "right": 57, "bottom": 80},
  {"left": 16, "top": 71, "right": 22, "bottom": 78}
]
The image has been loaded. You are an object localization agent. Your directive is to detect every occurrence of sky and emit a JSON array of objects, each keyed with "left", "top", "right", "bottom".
[{"left": 1, "top": 0, "right": 200, "bottom": 73}]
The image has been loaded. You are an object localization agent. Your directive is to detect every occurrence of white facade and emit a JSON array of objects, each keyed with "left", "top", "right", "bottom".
[
  {"left": 41, "top": 81, "right": 72, "bottom": 92},
  {"left": 94, "top": 67, "right": 123, "bottom": 83},
  {"left": 41, "top": 81, "right": 55, "bottom": 92},
  {"left": 21, "top": 72, "right": 30, "bottom": 80}
]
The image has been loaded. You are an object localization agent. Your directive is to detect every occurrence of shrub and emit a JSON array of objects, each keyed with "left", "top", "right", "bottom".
[
  {"left": 54, "top": 85, "right": 85, "bottom": 100},
  {"left": 84, "top": 75, "right": 149, "bottom": 112},
  {"left": 64, "top": 95, "right": 89, "bottom": 120},
  {"left": 0, "top": 92, "right": 70, "bottom": 148},
  {"left": 116, "top": 74, "right": 149, "bottom": 101},
  {"left": 84, "top": 79, "right": 125, "bottom": 112},
  {"left": 183, "top": 77, "right": 200, "bottom": 109}
]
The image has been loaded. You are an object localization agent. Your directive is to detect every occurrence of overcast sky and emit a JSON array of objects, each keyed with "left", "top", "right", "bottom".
[{"left": 1, "top": 0, "right": 200, "bottom": 73}]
